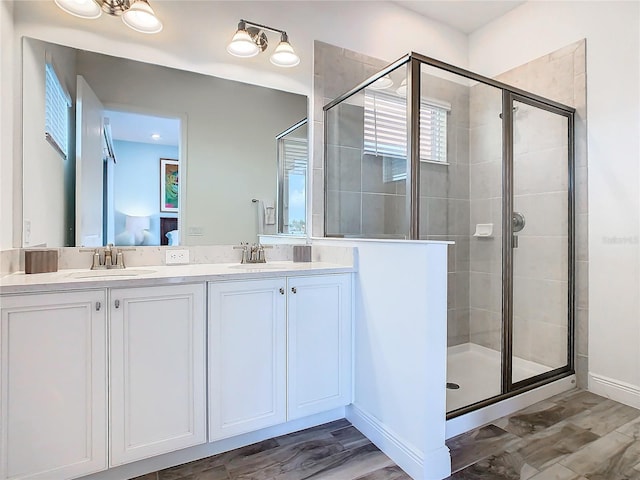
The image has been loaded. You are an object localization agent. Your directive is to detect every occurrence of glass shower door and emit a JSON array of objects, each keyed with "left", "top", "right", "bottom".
[{"left": 509, "top": 96, "right": 572, "bottom": 386}]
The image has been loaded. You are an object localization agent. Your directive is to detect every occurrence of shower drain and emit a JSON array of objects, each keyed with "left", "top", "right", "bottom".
[{"left": 446, "top": 382, "right": 460, "bottom": 390}]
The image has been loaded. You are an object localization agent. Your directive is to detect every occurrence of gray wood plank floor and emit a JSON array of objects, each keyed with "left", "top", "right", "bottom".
[{"left": 133, "top": 389, "right": 640, "bottom": 480}]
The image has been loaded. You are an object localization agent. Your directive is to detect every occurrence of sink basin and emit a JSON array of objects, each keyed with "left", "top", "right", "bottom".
[
  {"left": 229, "top": 264, "right": 282, "bottom": 270},
  {"left": 66, "top": 269, "right": 157, "bottom": 279}
]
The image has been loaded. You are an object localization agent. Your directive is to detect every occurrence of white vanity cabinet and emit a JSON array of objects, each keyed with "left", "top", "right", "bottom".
[
  {"left": 287, "top": 274, "right": 352, "bottom": 419},
  {"left": 208, "top": 273, "right": 352, "bottom": 441},
  {"left": 109, "top": 283, "right": 207, "bottom": 466},
  {"left": 208, "top": 278, "right": 287, "bottom": 441},
  {"left": 0, "top": 290, "right": 108, "bottom": 480}
]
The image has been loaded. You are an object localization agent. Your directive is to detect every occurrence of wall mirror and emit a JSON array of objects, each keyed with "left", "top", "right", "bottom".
[
  {"left": 22, "top": 37, "right": 308, "bottom": 248},
  {"left": 277, "top": 118, "right": 308, "bottom": 235}
]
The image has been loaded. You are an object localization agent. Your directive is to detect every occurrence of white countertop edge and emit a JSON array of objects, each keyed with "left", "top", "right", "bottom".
[
  {"left": 0, "top": 262, "right": 355, "bottom": 295},
  {"left": 310, "top": 237, "right": 454, "bottom": 245}
]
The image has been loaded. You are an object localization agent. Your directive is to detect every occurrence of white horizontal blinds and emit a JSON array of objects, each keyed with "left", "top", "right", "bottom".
[
  {"left": 363, "top": 90, "right": 449, "bottom": 181},
  {"left": 283, "top": 138, "right": 308, "bottom": 175},
  {"left": 45, "top": 62, "right": 72, "bottom": 159},
  {"left": 364, "top": 90, "right": 407, "bottom": 159},
  {"left": 420, "top": 102, "right": 448, "bottom": 163}
]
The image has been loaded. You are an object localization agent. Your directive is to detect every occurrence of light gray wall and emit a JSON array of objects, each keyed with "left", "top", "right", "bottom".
[{"left": 22, "top": 38, "right": 77, "bottom": 247}]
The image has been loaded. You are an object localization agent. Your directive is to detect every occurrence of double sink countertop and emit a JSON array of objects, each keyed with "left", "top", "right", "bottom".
[{"left": 0, "top": 261, "right": 355, "bottom": 294}]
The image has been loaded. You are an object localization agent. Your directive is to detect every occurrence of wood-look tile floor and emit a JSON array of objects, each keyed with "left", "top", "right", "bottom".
[
  {"left": 132, "top": 419, "right": 411, "bottom": 480},
  {"left": 133, "top": 389, "right": 640, "bottom": 480},
  {"left": 446, "top": 389, "right": 640, "bottom": 479}
]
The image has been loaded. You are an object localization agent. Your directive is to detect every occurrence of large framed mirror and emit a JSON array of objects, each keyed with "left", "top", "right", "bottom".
[{"left": 22, "top": 37, "right": 308, "bottom": 248}]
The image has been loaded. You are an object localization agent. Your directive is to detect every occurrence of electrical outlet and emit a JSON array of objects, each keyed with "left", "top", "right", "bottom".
[
  {"left": 23, "top": 220, "right": 31, "bottom": 245},
  {"left": 166, "top": 249, "right": 189, "bottom": 265}
]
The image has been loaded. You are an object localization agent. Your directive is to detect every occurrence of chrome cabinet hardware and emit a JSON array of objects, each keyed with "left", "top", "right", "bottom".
[
  {"left": 279, "top": 287, "right": 285, "bottom": 295},
  {"left": 114, "top": 299, "right": 120, "bottom": 309},
  {"left": 96, "top": 301, "right": 101, "bottom": 311},
  {"left": 291, "top": 287, "right": 297, "bottom": 294}
]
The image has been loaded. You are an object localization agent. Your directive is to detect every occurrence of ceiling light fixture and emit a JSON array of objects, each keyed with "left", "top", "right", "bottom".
[
  {"left": 54, "top": 0, "right": 163, "bottom": 34},
  {"left": 227, "top": 19, "right": 300, "bottom": 68}
]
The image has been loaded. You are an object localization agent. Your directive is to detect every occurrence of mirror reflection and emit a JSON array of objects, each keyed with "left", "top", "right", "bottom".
[{"left": 22, "top": 37, "right": 308, "bottom": 248}]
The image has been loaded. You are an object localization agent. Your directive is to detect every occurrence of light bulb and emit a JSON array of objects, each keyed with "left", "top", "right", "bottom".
[
  {"left": 227, "top": 23, "right": 260, "bottom": 58},
  {"left": 54, "top": 0, "right": 102, "bottom": 19},
  {"left": 270, "top": 34, "right": 300, "bottom": 68},
  {"left": 122, "top": 0, "right": 163, "bottom": 34}
]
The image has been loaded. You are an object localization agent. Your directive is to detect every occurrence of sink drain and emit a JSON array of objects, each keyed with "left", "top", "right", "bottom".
[{"left": 446, "top": 382, "right": 460, "bottom": 390}]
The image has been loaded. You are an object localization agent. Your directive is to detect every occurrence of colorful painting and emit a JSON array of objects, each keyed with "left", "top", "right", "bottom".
[{"left": 160, "top": 158, "right": 179, "bottom": 213}]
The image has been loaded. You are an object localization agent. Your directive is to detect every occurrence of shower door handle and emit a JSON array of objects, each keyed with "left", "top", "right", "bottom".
[
  {"left": 512, "top": 212, "right": 525, "bottom": 232},
  {"left": 513, "top": 235, "right": 519, "bottom": 249}
]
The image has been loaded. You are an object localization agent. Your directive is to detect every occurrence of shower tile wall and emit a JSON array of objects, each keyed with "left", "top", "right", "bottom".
[
  {"left": 311, "top": 41, "right": 388, "bottom": 237},
  {"left": 468, "top": 40, "right": 587, "bottom": 384},
  {"left": 468, "top": 84, "right": 504, "bottom": 351},
  {"left": 417, "top": 75, "right": 472, "bottom": 346}
]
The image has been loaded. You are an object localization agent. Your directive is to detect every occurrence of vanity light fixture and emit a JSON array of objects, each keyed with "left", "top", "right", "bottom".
[
  {"left": 54, "top": 0, "right": 163, "bottom": 34},
  {"left": 227, "top": 19, "right": 300, "bottom": 67}
]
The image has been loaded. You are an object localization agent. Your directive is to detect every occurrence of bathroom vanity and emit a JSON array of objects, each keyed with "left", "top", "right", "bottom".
[{"left": 0, "top": 261, "right": 353, "bottom": 480}]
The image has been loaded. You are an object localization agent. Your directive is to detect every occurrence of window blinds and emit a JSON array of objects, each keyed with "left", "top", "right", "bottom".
[
  {"left": 282, "top": 138, "right": 308, "bottom": 175},
  {"left": 45, "top": 62, "right": 72, "bottom": 159},
  {"left": 363, "top": 90, "right": 449, "bottom": 165}
]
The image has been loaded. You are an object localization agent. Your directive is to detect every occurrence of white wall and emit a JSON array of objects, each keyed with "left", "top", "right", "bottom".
[
  {"left": 5, "top": 0, "right": 468, "bottom": 249},
  {"left": 470, "top": 2, "right": 640, "bottom": 404},
  {"left": 0, "top": 0, "right": 14, "bottom": 251}
]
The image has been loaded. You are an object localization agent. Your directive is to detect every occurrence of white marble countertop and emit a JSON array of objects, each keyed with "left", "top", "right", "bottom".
[{"left": 0, "top": 261, "right": 355, "bottom": 295}]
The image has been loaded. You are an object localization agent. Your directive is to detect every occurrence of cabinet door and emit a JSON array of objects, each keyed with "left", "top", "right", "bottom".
[
  {"left": 0, "top": 290, "right": 107, "bottom": 480},
  {"left": 208, "top": 279, "right": 286, "bottom": 441},
  {"left": 287, "top": 274, "right": 352, "bottom": 419},
  {"left": 110, "top": 284, "right": 206, "bottom": 466}
]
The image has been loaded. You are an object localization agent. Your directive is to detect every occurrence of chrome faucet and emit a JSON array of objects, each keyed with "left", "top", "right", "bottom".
[
  {"left": 233, "top": 242, "right": 273, "bottom": 264},
  {"left": 90, "top": 244, "right": 129, "bottom": 270}
]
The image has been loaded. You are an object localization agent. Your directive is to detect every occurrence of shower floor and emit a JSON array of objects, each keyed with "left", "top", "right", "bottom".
[{"left": 447, "top": 343, "right": 549, "bottom": 413}]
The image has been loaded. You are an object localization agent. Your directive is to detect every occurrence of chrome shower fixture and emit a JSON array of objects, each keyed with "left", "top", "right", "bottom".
[
  {"left": 227, "top": 19, "right": 300, "bottom": 68},
  {"left": 54, "top": 0, "right": 163, "bottom": 34}
]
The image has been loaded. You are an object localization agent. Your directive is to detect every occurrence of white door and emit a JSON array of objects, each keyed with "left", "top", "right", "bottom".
[
  {"left": 76, "top": 75, "right": 104, "bottom": 247},
  {"left": 109, "top": 284, "right": 206, "bottom": 466},
  {"left": 208, "top": 279, "right": 287, "bottom": 441},
  {"left": 0, "top": 290, "right": 107, "bottom": 480},
  {"left": 287, "top": 274, "right": 353, "bottom": 419}
]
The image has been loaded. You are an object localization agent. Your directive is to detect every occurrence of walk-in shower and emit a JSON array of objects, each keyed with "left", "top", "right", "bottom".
[{"left": 323, "top": 53, "right": 575, "bottom": 417}]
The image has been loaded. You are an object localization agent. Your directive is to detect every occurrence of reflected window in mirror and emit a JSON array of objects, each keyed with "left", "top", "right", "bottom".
[
  {"left": 44, "top": 61, "right": 72, "bottom": 160},
  {"left": 277, "top": 119, "right": 308, "bottom": 235}
]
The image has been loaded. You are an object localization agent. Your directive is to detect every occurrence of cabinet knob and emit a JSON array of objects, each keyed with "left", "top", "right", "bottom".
[
  {"left": 291, "top": 287, "right": 297, "bottom": 294},
  {"left": 279, "top": 287, "right": 285, "bottom": 295},
  {"left": 115, "top": 299, "right": 120, "bottom": 309},
  {"left": 96, "top": 301, "right": 101, "bottom": 311}
]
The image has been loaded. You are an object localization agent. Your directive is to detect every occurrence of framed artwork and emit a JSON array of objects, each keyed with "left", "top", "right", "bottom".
[{"left": 160, "top": 158, "right": 179, "bottom": 213}]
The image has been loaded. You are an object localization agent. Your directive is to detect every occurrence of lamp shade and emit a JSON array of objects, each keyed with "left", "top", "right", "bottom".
[
  {"left": 368, "top": 74, "right": 393, "bottom": 90},
  {"left": 270, "top": 36, "right": 300, "bottom": 67},
  {"left": 396, "top": 79, "right": 407, "bottom": 97},
  {"left": 54, "top": 0, "right": 102, "bottom": 19},
  {"left": 122, "top": 0, "right": 163, "bottom": 34},
  {"left": 227, "top": 27, "right": 260, "bottom": 58}
]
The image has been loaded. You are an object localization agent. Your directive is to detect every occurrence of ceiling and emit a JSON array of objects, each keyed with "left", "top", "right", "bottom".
[
  {"left": 394, "top": 1, "right": 526, "bottom": 34},
  {"left": 105, "top": 110, "right": 180, "bottom": 147}
]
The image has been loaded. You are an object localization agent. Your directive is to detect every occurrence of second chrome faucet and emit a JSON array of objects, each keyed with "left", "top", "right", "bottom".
[{"left": 233, "top": 242, "right": 272, "bottom": 264}]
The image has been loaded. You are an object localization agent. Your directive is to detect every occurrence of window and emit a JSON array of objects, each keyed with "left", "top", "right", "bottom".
[
  {"left": 363, "top": 89, "right": 449, "bottom": 182},
  {"left": 277, "top": 119, "right": 308, "bottom": 235},
  {"left": 45, "top": 62, "right": 72, "bottom": 159}
]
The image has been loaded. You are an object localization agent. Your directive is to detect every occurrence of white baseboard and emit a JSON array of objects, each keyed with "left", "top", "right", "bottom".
[
  {"left": 589, "top": 373, "right": 640, "bottom": 409},
  {"left": 445, "top": 375, "right": 576, "bottom": 439},
  {"left": 346, "top": 404, "right": 451, "bottom": 480}
]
